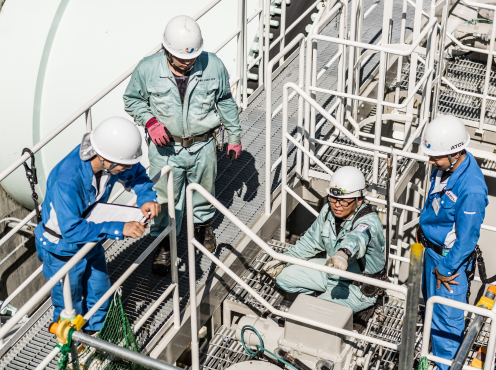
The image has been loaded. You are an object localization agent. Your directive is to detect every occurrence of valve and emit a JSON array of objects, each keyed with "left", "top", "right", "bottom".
[{"left": 48, "top": 314, "right": 85, "bottom": 344}]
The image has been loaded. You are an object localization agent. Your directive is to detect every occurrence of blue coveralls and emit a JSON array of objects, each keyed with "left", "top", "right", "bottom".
[
  {"left": 419, "top": 151, "right": 488, "bottom": 370},
  {"left": 123, "top": 50, "right": 242, "bottom": 236},
  {"left": 276, "top": 203, "right": 386, "bottom": 313},
  {"left": 34, "top": 145, "right": 157, "bottom": 331}
]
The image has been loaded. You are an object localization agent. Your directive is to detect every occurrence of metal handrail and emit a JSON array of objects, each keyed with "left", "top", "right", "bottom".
[
  {"left": 185, "top": 182, "right": 408, "bottom": 370},
  {"left": 265, "top": 34, "right": 306, "bottom": 215},
  {"left": 0, "top": 0, "right": 249, "bottom": 186},
  {"left": 421, "top": 296, "right": 496, "bottom": 370},
  {"left": 0, "top": 166, "right": 178, "bottom": 370},
  {"left": 33, "top": 165, "right": 179, "bottom": 369}
]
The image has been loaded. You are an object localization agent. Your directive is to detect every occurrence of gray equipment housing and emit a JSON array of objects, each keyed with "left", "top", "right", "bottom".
[{"left": 236, "top": 295, "right": 354, "bottom": 369}]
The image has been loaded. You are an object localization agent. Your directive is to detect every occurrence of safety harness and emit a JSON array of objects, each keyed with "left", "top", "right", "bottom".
[
  {"left": 465, "top": 245, "right": 496, "bottom": 303},
  {"left": 21, "top": 148, "right": 42, "bottom": 223},
  {"left": 325, "top": 203, "right": 390, "bottom": 297}
]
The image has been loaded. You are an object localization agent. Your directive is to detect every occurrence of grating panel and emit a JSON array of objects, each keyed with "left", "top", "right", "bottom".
[
  {"left": 438, "top": 58, "right": 496, "bottom": 125},
  {"left": 312, "top": 136, "right": 415, "bottom": 189},
  {"left": 0, "top": 0, "right": 423, "bottom": 367}
]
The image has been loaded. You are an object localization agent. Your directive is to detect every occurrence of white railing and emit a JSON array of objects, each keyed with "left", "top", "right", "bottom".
[
  {"left": 441, "top": 0, "right": 496, "bottom": 135},
  {"left": 279, "top": 81, "right": 496, "bottom": 280},
  {"left": 304, "top": 12, "right": 438, "bottom": 195},
  {"left": 185, "top": 182, "right": 409, "bottom": 370},
  {"left": 0, "top": 166, "right": 180, "bottom": 370},
  {"left": 421, "top": 296, "right": 496, "bottom": 370},
  {"left": 0, "top": 0, "right": 253, "bottom": 188}
]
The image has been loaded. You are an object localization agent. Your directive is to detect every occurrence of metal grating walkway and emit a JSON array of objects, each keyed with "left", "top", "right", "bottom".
[
  {"left": 438, "top": 58, "right": 496, "bottom": 125},
  {"left": 0, "top": 1, "right": 420, "bottom": 368}
]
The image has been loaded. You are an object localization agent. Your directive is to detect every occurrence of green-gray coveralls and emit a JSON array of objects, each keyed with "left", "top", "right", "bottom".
[
  {"left": 276, "top": 203, "right": 386, "bottom": 312},
  {"left": 123, "top": 51, "right": 242, "bottom": 235}
]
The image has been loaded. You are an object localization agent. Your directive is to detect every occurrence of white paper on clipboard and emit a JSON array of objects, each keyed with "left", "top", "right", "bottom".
[{"left": 84, "top": 203, "right": 148, "bottom": 224}]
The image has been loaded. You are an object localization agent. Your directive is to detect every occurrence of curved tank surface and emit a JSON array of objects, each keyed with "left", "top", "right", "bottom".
[{"left": 0, "top": 0, "right": 258, "bottom": 208}]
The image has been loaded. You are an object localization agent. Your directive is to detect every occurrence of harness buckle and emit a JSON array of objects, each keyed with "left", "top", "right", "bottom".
[{"left": 181, "top": 136, "right": 194, "bottom": 148}]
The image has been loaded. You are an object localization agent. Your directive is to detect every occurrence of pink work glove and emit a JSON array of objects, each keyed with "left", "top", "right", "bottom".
[
  {"left": 227, "top": 143, "right": 242, "bottom": 162},
  {"left": 146, "top": 118, "right": 170, "bottom": 147}
]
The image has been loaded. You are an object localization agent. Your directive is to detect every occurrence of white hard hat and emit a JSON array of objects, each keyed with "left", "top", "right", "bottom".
[
  {"left": 326, "top": 166, "right": 367, "bottom": 198},
  {"left": 90, "top": 117, "right": 142, "bottom": 165},
  {"left": 421, "top": 115, "right": 470, "bottom": 156},
  {"left": 162, "top": 15, "right": 203, "bottom": 59}
]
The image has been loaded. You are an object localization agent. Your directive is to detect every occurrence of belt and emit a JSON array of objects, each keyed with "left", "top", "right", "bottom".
[
  {"left": 43, "top": 224, "right": 62, "bottom": 239},
  {"left": 170, "top": 131, "right": 214, "bottom": 148},
  {"left": 420, "top": 229, "right": 450, "bottom": 256}
]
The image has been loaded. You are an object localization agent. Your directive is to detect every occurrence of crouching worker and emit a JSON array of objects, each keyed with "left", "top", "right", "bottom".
[
  {"left": 34, "top": 117, "right": 160, "bottom": 334},
  {"left": 263, "top": 166, "right": 386, "bottom": 313}
]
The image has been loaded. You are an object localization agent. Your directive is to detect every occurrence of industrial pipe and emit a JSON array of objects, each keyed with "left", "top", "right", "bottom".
[
  {"left": 451, "top": 286, "right": 496, "bottom": 370},
  {"left": 71, "top": 331, "right": 180, "bottom": 370},
  {"left": 398, "top": 243, "right": 424, "bottom": 370}
]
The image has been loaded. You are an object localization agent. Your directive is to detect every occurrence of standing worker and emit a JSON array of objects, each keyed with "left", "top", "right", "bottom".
[
  {"left": 262, "top": 166, "right": 386, "bottom": 313},
  {"left": 35, "top": 117, "right": 160, "bottom": 334},
  {"left": 418, "top": 115, "right": 488, "bottom": 370},
  {"left": 123, "top": 15, "right": 242, "bottom": 276}
]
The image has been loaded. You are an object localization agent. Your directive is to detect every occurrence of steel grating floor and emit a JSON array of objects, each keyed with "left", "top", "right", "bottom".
[
  {"left": 203, "top": 241, "right": 492, "bottom": 370},
  {"left": 438, "top": 58, "right": 496, "bottom": 125},
  {"left": 0, "top": 1, "right": 421, "bottom": 368},
  {"left": 308, "top": 0, "right": 428, "bottom": 181},
  {"left": 312, "top": 136, "right": 415, "bottom": 189}
]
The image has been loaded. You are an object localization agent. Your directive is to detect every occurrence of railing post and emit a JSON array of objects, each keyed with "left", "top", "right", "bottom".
[
  {"left": 85, "top": 108, "right": 92, "bottom": 133},
  {"left": 258, "top": 0, "right": 265, "bottom": 87},
  {"left": 280, "top": 86, "right": 289, "bottom": 242},
  {"left": 186, "top": 187, "right": 200, "bottom": 370},
  {"left": 167, "top": 170, "right": 180, "bottom": 330},
  {"left": 60, "top": 274, "right": 77, "bottom": 320},
  {"left": 372, "top": 50, "right": 387, "bottom": 196},
  {"left": 236, "top": 0, "right": 244, "bottom": 106},
  {"left": 398, "top": 243, "right": 424, "bottom": 370},
  {"left": 242, "top": 0, "right": 248, "bottom": 108}
]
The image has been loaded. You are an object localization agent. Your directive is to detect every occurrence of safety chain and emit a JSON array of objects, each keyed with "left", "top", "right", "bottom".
[{"left": 21, "top": 148, "right": 42, "bottom": 223}]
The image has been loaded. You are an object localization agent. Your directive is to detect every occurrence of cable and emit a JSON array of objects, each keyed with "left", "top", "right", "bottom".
[
  {"left": 240, "top": 325, "right": 299, "bottom": 370},
  {"left": 451, "top": 18, "right": 492, "bottom": 34}
]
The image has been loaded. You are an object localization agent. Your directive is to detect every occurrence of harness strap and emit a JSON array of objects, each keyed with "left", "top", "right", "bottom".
[{"left": 21, "top": 148, "right": 42, "bottom": 223}]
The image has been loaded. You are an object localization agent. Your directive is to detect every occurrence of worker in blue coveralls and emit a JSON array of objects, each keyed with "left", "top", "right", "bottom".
[
  {"left": 262, "top": 166, "right": 386, "bottom": 313},
  {"left": 123, "top": 15, "right": 242, "bottom": 276},
  {"left": 418, "top": 115, "right": 488, "bottom": 370},
  {"left": 34, "top": 117, "right": 160, "bottom": 334}
]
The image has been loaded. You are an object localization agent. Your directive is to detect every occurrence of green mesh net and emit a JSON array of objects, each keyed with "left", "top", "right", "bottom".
[
  {"left": 417, "top": 356, "right": 429, "bottom": 370},
  {"left": 59, "top": 293, "right": 147, "bottom": 370}
]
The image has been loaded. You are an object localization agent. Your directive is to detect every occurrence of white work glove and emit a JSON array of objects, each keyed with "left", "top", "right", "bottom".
[
  {"left": 326, "top": 250, "right": 349, "bottom": 271},
  {"left": 262, "top": 259, "right": 286, "bottom": 279}
]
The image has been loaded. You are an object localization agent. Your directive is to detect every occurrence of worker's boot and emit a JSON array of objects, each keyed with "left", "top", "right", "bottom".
[
  {"left": 152, "top": 235, "right": 171, "bottom": 276},
  {"left": 194, "top": 221, "right": 216, "bottom": 253}
]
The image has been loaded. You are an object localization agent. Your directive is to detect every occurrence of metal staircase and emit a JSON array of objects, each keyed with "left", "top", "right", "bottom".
[{"left": 0, "top": 1, "right": 428, "bottom": 368}]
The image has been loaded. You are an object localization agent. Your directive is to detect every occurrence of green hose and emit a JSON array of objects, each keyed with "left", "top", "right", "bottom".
[{"left": 240, "top": 325, "right": 299, "bottom": 370}]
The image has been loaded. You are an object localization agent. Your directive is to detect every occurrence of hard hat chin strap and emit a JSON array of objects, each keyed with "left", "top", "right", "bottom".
[
  {"left": 165, "top": 50, "right": 195, "bottom": 72},
  {"left": 98, "top": 156, "right": 118, "bottom": 174},
  {"left": 447, "top": 151, "right": 463, "bottom": 172}
]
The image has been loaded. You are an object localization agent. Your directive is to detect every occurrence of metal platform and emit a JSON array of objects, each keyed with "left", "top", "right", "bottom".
[
  {"left": 200, "top": 240, "right": 492, "bottom": 370},
  {"left": 438, "top": 58, "right": 496, "bottom": 126},
  {"left": 312, "top": 136, "right": 417, "bottom": 191},
  {"left": 0, "top": 1, "right": 420, "bottom": 368}
]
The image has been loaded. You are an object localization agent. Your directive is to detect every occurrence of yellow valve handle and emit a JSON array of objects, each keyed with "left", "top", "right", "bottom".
[
  {"left": 70, "top": 315, "right": 85, "bottom": 331},
  {"left": 477, "top": 296, "right": 494, "bottom": 310}
]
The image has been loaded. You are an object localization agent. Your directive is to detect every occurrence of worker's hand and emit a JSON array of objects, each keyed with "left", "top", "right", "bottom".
[
  {"left": 146, "top": 118, "right": 170, "bottom": 147},
  {"left": 227, "top": 142, "right": 242, "bottom": 162},
  {"left": 262, "top": 259, "right": 285, "bottom": 279},
  {"left": 141, "top": 202, "right": 161, "bottom": 219},
  {"left": 327, "top": 250, "right": 348, "bottom": 271},
  {"left": 123, "top": 221, "right": 146, "bottom": 239},
  {"left": 433, "top": 267, "right": 460, "bottom": 293}
]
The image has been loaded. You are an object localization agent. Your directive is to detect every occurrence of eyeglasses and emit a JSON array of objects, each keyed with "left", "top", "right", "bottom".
[{"left": 328, "top": 196, "right": 356, "bottom": 207}]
